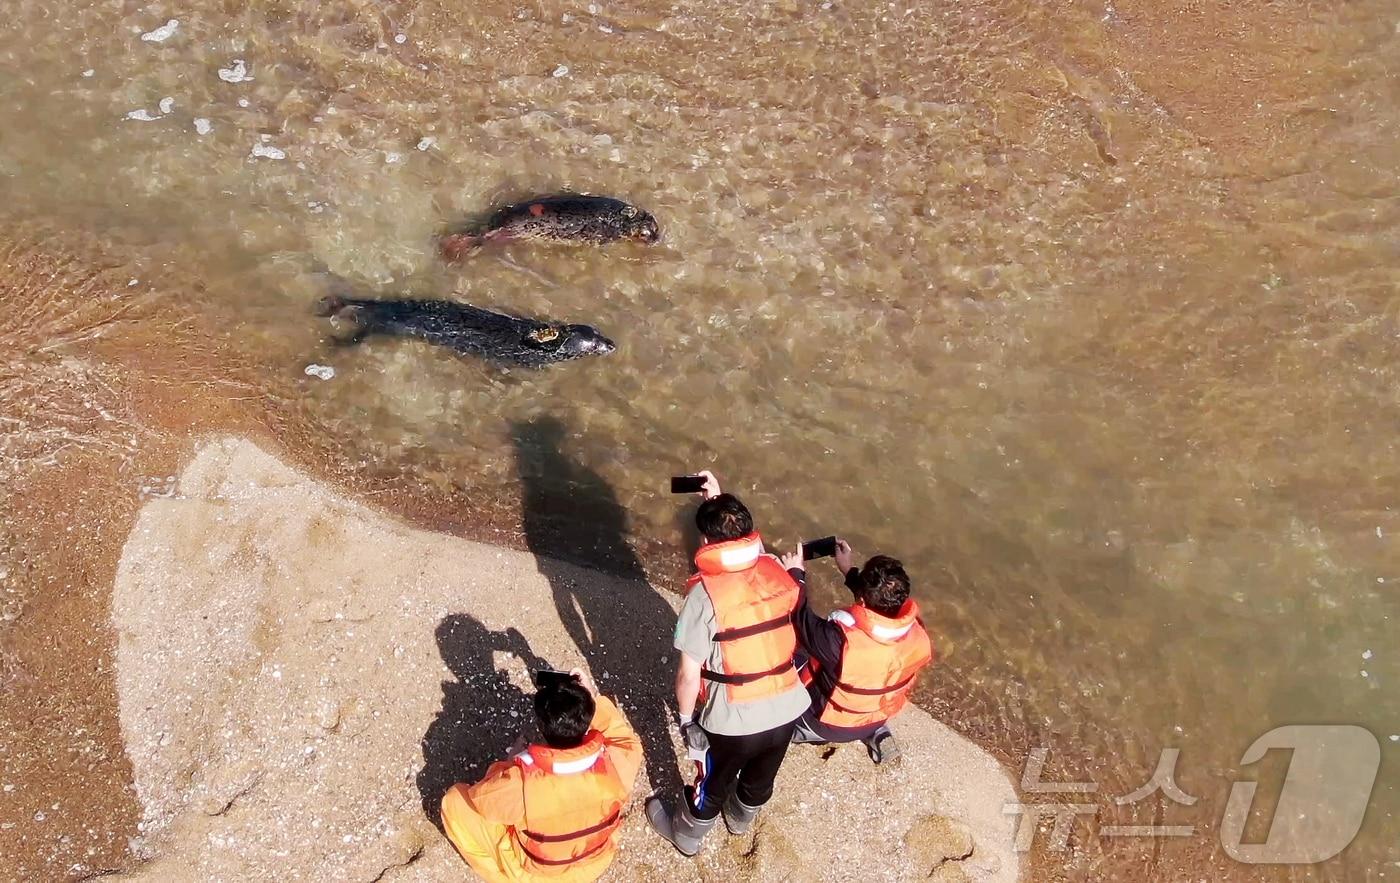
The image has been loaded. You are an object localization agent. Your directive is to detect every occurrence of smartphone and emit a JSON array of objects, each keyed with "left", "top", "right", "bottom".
[
  {"left": 802, "top": 536, "right": 838, "bottom": 560},
  {"left": 671, "top": 475, "right": 706, "bottom": 494},
  {"left": 533, "top": 669, "right": 577, "bottom": 690}
]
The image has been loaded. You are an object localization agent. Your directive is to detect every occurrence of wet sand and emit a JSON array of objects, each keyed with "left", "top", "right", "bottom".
[{"left": 0, "top": 229, "right": 227, "bottom": 878}]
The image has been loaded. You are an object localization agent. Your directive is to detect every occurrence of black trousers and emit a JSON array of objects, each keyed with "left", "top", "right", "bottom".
[{"left": 689, "top": 720, "right": 797, "bottom": 820}]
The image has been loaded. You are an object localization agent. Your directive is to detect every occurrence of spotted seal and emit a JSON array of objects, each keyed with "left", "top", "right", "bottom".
[
  {"left": 315, "top": 295, "right": 615, "bottom": 368},
  {"left": 439, "top": 194, "right": 661, "bottom": 261}
]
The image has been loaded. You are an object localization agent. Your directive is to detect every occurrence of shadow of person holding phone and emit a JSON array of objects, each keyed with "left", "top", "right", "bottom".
[
  {"left": 416, "top": 613, "right": 549, "bottom": 823},
  {"left": 510, "top": 416, "right": 683, "bottom": 796}
]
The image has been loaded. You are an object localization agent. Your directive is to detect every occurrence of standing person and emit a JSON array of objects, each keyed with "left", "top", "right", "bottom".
[
  {"left": 646, "top": 470, "right": 810, "bottom": 854},
  {"left": 779, "top": 539, "right": 933, "bottom": 765},
  {"left": 440, "top": 668, "right": 642, "bottom": 882}
]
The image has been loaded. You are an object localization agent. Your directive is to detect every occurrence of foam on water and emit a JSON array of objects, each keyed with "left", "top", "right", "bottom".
[
  {"left": 216, "top": 60, "right": 251, "bottom": 83},
  {"left": 139, "top": 20, "right": 178, "bottom": 44}
]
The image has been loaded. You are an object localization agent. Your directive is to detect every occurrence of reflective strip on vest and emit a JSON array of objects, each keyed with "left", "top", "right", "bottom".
[
  {"left": 546, "top": 749, "right": 602, "bottom": 775},
  {"left": 717, "top": 542, "right": 762, "bottom": 569},
  {"left": 869, "top": 621, "right": 913, "bottom": 641}
]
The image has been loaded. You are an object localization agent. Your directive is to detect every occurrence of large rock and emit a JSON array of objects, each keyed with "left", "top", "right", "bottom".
[{"left": 111, "top": 437, "right": 1022, "bottom": 881}]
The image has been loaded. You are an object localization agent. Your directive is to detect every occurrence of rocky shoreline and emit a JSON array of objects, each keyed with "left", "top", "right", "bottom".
[{"left": 106, "top": 437, "right": 1022, "bottom": 881}]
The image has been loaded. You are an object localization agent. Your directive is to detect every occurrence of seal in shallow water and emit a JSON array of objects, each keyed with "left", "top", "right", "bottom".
[
  {"left": 439, "top": 194, "right": 661, "bottom": 261},
  {"left": 315, "top": 295, "right": 616, "bottom": 368}
]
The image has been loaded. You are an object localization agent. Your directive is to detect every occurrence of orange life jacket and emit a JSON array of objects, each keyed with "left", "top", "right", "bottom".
[
  {"left": 513, "top": 729, "right": 627, "bottom": 872},
  {"left": 686, "top": 532, "right": 801, "bottom": 703},
  {"left": 801, "top": 599, "right": 933, "bottom": 729}
]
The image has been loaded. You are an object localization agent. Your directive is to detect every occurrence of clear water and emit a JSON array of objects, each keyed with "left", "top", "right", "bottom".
[{"left": 2, "top": 0, "right": 1397, "bottom": 876}]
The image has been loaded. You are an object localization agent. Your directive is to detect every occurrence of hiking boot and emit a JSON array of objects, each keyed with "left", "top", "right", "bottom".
[
  {"left": 721, "top": 792, "right": 763, "bottom": 835},
  {"left": 866, "top": 730, "right": 902, "bottom": 766},
  {"left": 645, "top": 796, "right": 718, "bottom": 856}
]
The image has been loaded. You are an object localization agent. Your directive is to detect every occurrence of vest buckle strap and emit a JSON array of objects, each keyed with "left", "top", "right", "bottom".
[
  {"left": 713, "top": 613, "right": 791, "bottom": 642},
  {"left": 825, "top": 696, "right": 881, "bottom": 716},
  {"left": 702, "top": 658, "right": 795, "bottom": 685},
  {"left": 836, "top": 672, "right": 918, "bottom": 696},
  {"left": 523, "top": 809, "right": 622, "bottom": 844},
  {"left": 522, "top": 832, "right": 614, "bottom": 867}
]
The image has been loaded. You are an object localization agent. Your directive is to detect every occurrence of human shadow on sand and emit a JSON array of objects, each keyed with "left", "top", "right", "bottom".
[
  {"left": 416, "top": 614, "right": 549, "bottom": 822},
  {"left": 510, "top": 416, "right": 683, "bottom": 796}
]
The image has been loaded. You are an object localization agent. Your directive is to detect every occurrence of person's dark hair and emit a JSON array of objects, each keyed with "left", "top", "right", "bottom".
[
  {"left": 533, "top": 680, "right": 596, "bottom": 748},
  {"left": 695, "top": 493, "right": 753, "bottom": 542},
  {"left": 858, "top": 555, "right": 911, "bottom": 617}
]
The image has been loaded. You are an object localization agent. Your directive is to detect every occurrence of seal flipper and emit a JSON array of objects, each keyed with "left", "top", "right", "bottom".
[
  {"left": 439, "top": 232, "right": 484, "bottom": 263},
  {"left": 315, "top": 296, "right": 370, "bottom": 346}
]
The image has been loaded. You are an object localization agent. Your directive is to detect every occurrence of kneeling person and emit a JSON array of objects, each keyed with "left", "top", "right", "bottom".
[
  {"left": 781, "top": 539, "right": 933, "bottom": 764},
  {"left": 440, "top": 669, "right": 641, "bottom": 882}
]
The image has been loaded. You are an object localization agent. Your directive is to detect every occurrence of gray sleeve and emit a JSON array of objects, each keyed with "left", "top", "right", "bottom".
[{"left": 673, "top": 587, "right": 715, "bottom": 665}]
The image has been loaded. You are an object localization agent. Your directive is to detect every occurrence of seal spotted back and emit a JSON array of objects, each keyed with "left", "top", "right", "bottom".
[
  {"left": 440, "top": 194, "right": 661, "bottom": 261},
  {"left": 315, "top": 296, "right": 615, "bottom": 368}
]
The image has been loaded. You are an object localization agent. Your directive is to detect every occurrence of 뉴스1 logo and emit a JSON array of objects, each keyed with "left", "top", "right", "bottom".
[
  {"left": 1005, "top": 724, "right": 1382, "bottom": 865},
  {"left": 1221, "top": 725, "right": 1380, "bottom": 864}
]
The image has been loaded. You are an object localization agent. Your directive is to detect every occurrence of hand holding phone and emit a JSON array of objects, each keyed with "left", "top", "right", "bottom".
[
  {"left": 834, "top": 538, "right": 854, "bottom": 573},
  {"left": 779, "top": 545, "right": 804, "bottom": 571},
  {"left": 671, "top": 470, "right": 721, "bottom": 498},
  {"left": 569, "top": 667, "right": 599, "bottom": 696},
  {"left": 696, "top": 470, "right": 721, "bottom": 499},
  {"left": 802, "top": 536, "right": 838, "bottom": 560},
  {"left": 671, "top": 475, "right": 706, "bottom": 494}
]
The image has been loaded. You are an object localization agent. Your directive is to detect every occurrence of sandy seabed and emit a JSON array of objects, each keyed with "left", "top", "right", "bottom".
[{"left": 107, "top": 437, "right": 1021, "bottom": 882}]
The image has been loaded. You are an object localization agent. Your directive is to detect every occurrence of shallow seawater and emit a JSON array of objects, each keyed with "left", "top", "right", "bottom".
[{"left": 2, "top": 0, "right": 1398, "bottom": 877}]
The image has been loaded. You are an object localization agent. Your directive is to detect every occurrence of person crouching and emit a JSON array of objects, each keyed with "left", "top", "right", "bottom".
[
  {"left": 780, "top": 539, "right": 933, "bottom": 764},
  {"left": 440, "top": 668, "right": 642, "bottom": 882}
]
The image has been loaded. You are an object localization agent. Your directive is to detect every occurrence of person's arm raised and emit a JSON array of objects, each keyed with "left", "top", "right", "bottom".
[
  {"left": 696, "top": 469, "right": 721, "bottom": 500},
  {"left": 783, "top": 542, "right": 843, "bottom": 665},
  {"left": 836, "top": 538, "right": 862, "bottom": 592},
  {"left": 572, "top": 667, "right": 632, "bottom": 746},
  {"left": 578, "top": 672, "right": 644, "bottom": 791}
]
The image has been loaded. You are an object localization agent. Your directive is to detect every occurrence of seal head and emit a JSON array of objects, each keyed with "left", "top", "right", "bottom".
[
  {"left": 622, "top": 206, "right": 662, "bottom": 244},
  {"left": 557, "top": 323, "right": 616, "bottom": 357}
]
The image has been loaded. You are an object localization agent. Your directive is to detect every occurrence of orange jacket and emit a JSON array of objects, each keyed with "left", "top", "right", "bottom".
[
  {"left": 457, "top": 695, "right": 642, "bottom": 877},
  {"left": 686, "top": 532, "right": 801, "bottom": 703},
  {"left": 801, "top": 599, "right": 932, "bottom": 729}
]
